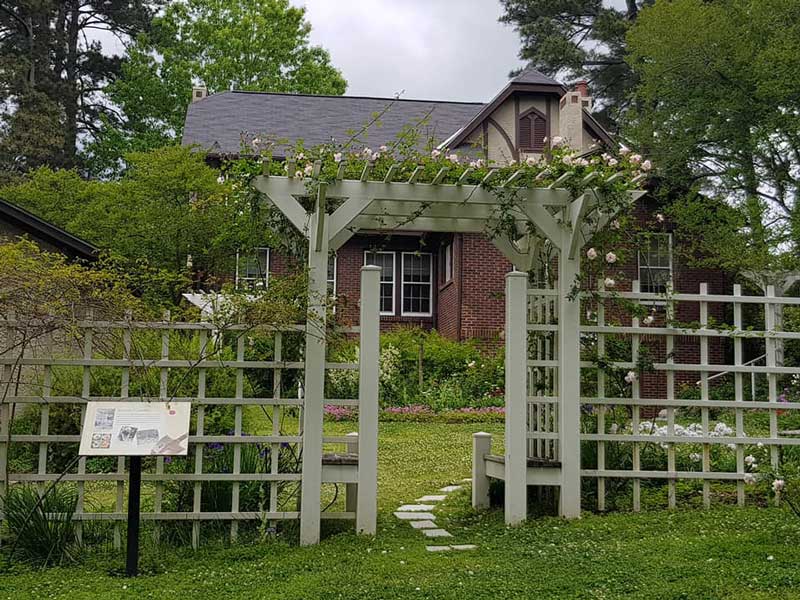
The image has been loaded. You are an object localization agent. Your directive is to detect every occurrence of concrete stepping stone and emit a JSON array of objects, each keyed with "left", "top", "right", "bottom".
[
  {"left": 416, "top": 495, "right": 447, "bottom": 502},
  {"left": 426, "top": 546, "right": 451, "bottom": 552},
  {"left": 397, "top": 504, "right": 435, "bottom": 512},
  {"left": 439, "top": 485, "right": 462, "bottom": 493},
  {"left": 421, "top": 528, "right": 453, "bottom": 538},
  {"left": 409, "top": 520, "right": 437, "bottom": 529},
  {"left": 394, "top": 512, "right": 435, "bottom": 520},
  {"left": 452, "top": 544, "right": 478, "bottom": 551}
]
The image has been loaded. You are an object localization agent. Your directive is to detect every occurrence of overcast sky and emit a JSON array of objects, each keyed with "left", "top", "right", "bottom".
[{"left": 292, "top": 0, "right": 526, "bottom": 102}]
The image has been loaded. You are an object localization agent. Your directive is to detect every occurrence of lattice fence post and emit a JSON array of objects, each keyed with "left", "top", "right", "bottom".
[
  {"left": 558, "top": 239, "right": 581, "bottom": 518},
  {"left": 596, "top": 280, "right": 606, "bottom": 512},
  {"left": 505, "top": 271, "right": 528, "bottom": 525},
  {"left": 699, "top": 283, "right": 711, "bottom": 508},
  {"left": 733, "top": 284, "right": 745, "bottom": 506},
  {"left": 357, "top": 265, "right": 380, "bottom": 535},
  {"left": 192, "top": 328, "right": 207, "bottom": 549},
  {"left": 299, "top": 197, "right": 329, "bottom": 546},
  {"left": 631, "top": 280, "right": 641, "bottom": 512},
  {"left": 765, "top": 284, "right": 780, "bottom": 505},
  {"left": 665, "top": 286, "right": 676, "bottom": 509}
]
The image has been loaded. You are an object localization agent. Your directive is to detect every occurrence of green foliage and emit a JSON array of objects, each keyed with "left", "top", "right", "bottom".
[
  {"left": 626, "top": 0, "right": 800, "bottom": 274},
  {"left": 90, "top": 0, "right": 346, "bottom": 172},
  {"left": 500, "top": 0, "right": 646, "bottom": 126},
  {"left": 0, "top": 1, "right": 158, "bottom": 171},
  {"left": 0, "top": 146, "right": 277, "bottom": 301},
  {"left": 327, "top": 328, "right": 504, "bottom": 411},
  {"left": 3, "top": 484, "right": 81, "bottom": 566}
]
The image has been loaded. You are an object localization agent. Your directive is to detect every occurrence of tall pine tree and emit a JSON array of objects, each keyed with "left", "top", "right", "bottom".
[{"left": 0, "top": 1, "right": 158, "bottom": 174}]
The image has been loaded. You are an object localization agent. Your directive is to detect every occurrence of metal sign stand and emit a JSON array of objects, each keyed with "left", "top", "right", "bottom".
[{"left": 125, "top": 456, "right": 143, "bottom": 577}]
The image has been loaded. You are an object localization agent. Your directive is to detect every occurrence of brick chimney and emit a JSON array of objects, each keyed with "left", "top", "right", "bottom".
[
  {"left": 558, "top": 82, "right": 593, "bottom": 151},
  {"left": 191, "top": 85, "right": 208, "bottom": 103}
]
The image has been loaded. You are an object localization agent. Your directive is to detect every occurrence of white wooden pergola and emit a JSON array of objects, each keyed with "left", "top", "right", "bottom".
[{"left": 254, "top": 162, "right": 644, "bottom": 544}]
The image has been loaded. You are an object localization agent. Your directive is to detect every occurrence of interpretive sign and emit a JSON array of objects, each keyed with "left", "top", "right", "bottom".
[{"left": 79, "top": 401, "right": 191, "bottom": 457}]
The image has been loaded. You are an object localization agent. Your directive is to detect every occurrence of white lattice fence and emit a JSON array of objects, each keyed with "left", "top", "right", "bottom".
[
  {"left": 525, "top": 280, "right": 800, "bottom": 511},
  {"left": 0, "top": 304, "right": 378, "bottom": 547}
]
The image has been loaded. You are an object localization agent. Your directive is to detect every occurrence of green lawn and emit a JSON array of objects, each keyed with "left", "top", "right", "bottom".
[{"left": 3, "top": 422, "right": 800, "bottom": 599}]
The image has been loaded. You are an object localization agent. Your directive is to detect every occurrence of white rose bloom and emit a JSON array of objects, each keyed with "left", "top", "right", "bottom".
[{"left": 586, "top": 248, "right": 598, "bottom": 260}]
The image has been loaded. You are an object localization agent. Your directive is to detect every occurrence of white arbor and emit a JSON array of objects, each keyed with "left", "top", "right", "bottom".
[{"left": 254, "top": 162, "right": 644, "bottom": 542}]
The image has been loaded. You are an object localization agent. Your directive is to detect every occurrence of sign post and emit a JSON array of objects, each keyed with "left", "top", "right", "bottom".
[
  {"left": 125, "top": 456, "right": 142, "bottom": 577},
  {"left": 79, "top": 401, "right": 191, "bottom": 577}
]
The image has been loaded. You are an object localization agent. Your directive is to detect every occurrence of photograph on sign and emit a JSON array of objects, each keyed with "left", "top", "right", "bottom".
[{"left": 79, "top": 401, "right": 191, "bottom": 456}]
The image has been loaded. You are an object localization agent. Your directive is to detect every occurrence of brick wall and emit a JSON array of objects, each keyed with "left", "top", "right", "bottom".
[{"left": 459, "top": 233, "right": 511, "bottom": 344}]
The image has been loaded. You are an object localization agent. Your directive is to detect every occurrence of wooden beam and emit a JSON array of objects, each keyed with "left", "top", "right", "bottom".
[
  {"left": 456, "top": 168, "right": 473, "bottom": 185},
  {"left": 431, "top": 168, "right": 449, "bottom": 185},
  {"left": 567, "top": 193, "right": 592, "bottom": 259},
  {"left": 328, "top": 195, "right": 375, "bottom": 245},
  {"left": 383, "top": 163, "right": 399, "bottom": 183},
  {"left": 347, "top": 215, "right": 495, "bottom": 234},
  {"left": 492, "top": 235, "right": 531, "bottom": 271},
  {"left": 252, "top": 177, "right": 309, "bottom": 236},
  {"left": 407, "top": 166, "right": 423, "bottom": 184},
  {"left": 314, "top": 183, "right": 327, "bottom": 253},
  {"left": 502, "top": 169, "right": 524, "bottom": 188},
  {"left": 261, "top": 158, "right": 270, "bottom": 177},
  {"left": 361, "top": 199, "right": 526, "bottom": 221},
  {"left": 548, "top": 171, "right": 574, "bottom": 189},
  {"left": 481, "top": 168, "right": 498, "bottom": 185},
  {"left": 360, "top": 162, "right": 372, "bottom": 182},
  {"left": 516, "top": 202, "right": 563, "bottom": 248},
  {"left": 336, "top": 161, "right": 346, "bottom": 180}
]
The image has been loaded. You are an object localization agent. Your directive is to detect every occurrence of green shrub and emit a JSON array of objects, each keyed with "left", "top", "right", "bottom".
[{"left": 4, "top": 484, "right": 81, "bottom": 566}]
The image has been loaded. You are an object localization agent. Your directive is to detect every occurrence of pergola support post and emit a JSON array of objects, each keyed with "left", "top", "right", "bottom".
[
  {"left": 299, "top": 205, "right": 328, "bottom": 546},
  {"left": 356, "top": 266, "right": 381, "bottom": 535},
  {"left": 504, "top": 271, "right": 529, "bottom": 525},
  {"left": 558, "top": 233, "right": 582, "bottom": 518}
]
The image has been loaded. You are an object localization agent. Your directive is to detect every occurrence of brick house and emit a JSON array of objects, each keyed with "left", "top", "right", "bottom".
[{"left": 182, "top": 68, "right": 730, "bottom": 389}]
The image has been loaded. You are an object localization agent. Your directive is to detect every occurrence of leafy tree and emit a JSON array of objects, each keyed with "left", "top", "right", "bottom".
[
  {"left": 0, "top": 146, "right": 276, "bottom": 299},
  {"left": 626, "top": 0, "right": 800, "bottom": 277},
  {"left": 0, "top": 0, "right": 159, "bottom": 172},
  {"left": 89, "top": 0, "right": 346, "bottom": 174},
  {"left": 499, "top": 0, "right": 654, "bottom": 126}
]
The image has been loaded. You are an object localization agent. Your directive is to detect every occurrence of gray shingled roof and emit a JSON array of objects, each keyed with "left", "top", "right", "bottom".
[
  {"left": 182, "top": 91, "right": 484, "bottom": 156},
  {"left": 510, "top": 67, "right": 562, "bottom": 87}
]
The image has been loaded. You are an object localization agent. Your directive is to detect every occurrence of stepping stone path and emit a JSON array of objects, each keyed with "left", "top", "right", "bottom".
[{"left": 393, "top": 479, "right": 479, "bottom": 553}]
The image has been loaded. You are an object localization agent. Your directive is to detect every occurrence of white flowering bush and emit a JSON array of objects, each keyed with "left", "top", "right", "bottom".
[{"left": 326, "top": 343, "right": 402, "bottom": 404}]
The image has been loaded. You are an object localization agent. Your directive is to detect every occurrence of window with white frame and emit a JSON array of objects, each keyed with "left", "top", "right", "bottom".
[
  {"left": 638, "top": 233, "right": 672, "bottom": 294},
  {"left": 442, "top": 242, "right": 453, "bottom": 283},
  {"left": 401, "top": 252, "right": 433, "bottom": 316},
  {"left": 236, "top": 247, "right": 269, "bottom": 290},
  {"left": 364, "top": 251, "right": 395, "bottom": 315},
  {"left": 327, "top": 254, "right": 337, "bottom": 297}
]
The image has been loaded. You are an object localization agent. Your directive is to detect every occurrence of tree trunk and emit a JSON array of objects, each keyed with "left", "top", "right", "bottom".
[{"left": 61, "top": 0, "right": 80, "bottom": 168}]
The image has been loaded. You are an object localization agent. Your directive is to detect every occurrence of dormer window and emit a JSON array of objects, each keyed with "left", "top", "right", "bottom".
[{"left": 518, "top": 107, "right": 547, "bottom": 153}]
